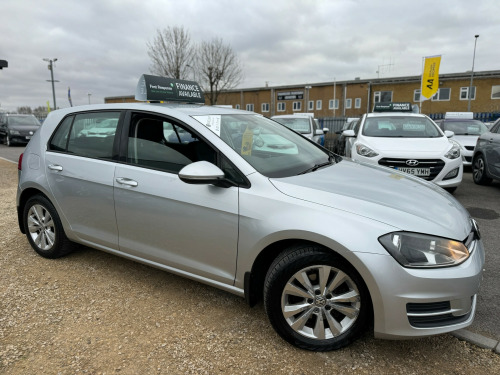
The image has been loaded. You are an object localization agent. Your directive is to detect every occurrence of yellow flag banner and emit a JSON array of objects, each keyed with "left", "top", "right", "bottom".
[
  {"left": 47, "top": 101, "right": 51, "bottom": 113},
  {"left": 421, "top": 55, "right": 441, "bottom": 100}
]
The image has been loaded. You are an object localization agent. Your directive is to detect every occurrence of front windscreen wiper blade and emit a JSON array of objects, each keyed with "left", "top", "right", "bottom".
[{"left": 298, "top": 159, "right": 334, "bottom": 175}]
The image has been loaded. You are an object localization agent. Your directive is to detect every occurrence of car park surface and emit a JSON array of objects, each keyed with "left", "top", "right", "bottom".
[
  {"left": 14, "top": 77, "right": 484, "bottom": 352},
  {"left": 1, "top": 157, "right": 500, "bottom": 373},
  {"left": 344, "top": 103, "right": 463, "bottom": 192}
]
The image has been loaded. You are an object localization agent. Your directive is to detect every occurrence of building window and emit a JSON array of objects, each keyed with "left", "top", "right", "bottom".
[
  {"left": 460, "top": 87, "right": 476, "bottom": 100},
  {"left": 277, "top": 102, "right": 286, "bottom": 112},
  {"left": 316, "top": 100, "right": 322, "bottom": 110},
  {"left": 345, "top": 99, "right": 352, "bottom": 109},
  {"left": 491, "top": 85, "right": 500, "bottom": 99},
  {"left": 308, "top": 101, "right": 314, "bottom": 110},
  {"left": 329, "top": 99, "right": 339, "bottom": 110},
  {"left": 293, "top": 101, "right": 301, "bottom": 111},
  {"left": 261, "top": 103, "right": 269, "bottom": 112},
  {"left": 374, "top": 91, "right": 393, "bottom": 103},
  {"left": 414, "top": 89, "right": 421, "bottom": 102},
  {"left": 355, "top": 98, "right": 361, "bottom": 108},
  {"left": 432, "top": 88, "right": 451, "bottom": 101},
  {"left": 246, "top": 104, "right": 254, "bottom": 111},
  {"left": 235, "top": 104, "right": 240, "bottom": 109}
]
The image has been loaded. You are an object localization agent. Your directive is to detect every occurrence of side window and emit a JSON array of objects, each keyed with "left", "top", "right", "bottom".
[
  {"left": 49, "top": 116, "right": 74, "bottom": 151},
  {"left": 126, "top": 114, "right": 216, "bottom": 174},
  {"left": 49, "top": 112, "right": 120, "bottom": 158}
]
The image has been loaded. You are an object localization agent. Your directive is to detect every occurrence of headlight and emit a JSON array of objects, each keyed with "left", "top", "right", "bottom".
[
  {"left": 9, "top": 129, "right": 21, "bottom": 135},
  {"left": 379, "top": 232, "right": 469, "bottom": 268},
  {"left": 444, "top": 141, "right": 461, "bottom": 159},
  {"left": 355, "top": 143, "right": 379, "bottom": 157}
]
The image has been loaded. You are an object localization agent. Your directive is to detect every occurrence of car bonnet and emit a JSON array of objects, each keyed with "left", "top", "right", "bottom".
[
  {"left": 359, "top": 136, "right": 450, "bottom": 154},
  {"left": 270, "top": 160, "right": 471, "bottom": 240}
]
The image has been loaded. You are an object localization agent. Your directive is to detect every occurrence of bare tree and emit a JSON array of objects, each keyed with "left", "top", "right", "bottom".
[
  {"left": 147, "top": 26, "right": 196, "bottom": 79},
  {"left": 197, "top": 38, "right": 243, "bottom": 105}
]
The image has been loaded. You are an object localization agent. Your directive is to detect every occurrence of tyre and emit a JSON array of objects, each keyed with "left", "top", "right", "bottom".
[
  {"left": 264, "top": 245, "right": 371, "bottom": 351},
  {"left": 23, "top": 195, "right": 74, "bottom": 258},
  {"left": 472, "top": 154, "right": 492, "bottom": 185}
]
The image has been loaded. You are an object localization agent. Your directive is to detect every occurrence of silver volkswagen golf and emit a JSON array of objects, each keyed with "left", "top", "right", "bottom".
[{"left": 16, "top": 76, "right": 484, "bottom": 351}]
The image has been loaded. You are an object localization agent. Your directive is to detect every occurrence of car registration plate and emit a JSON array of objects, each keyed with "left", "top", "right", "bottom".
[{"left": 395, "top": 167, "right": 431, "bottom": 176}]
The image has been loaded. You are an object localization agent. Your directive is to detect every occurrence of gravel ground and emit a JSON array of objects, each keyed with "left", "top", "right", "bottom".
[{"left": 1, "top": 159, "right": 500, "bottom": 374}]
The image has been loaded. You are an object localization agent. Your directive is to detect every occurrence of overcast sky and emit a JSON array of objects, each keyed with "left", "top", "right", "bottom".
[{"left": 1, "top": 0, "right": 499, "bottom": 112}]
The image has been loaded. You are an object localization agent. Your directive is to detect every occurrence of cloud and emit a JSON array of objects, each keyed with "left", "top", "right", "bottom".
[{"left": 0, "top": 0, "right": 498, "bottom": 112}]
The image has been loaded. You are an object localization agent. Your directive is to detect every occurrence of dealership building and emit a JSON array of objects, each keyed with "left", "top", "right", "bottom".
[{"left": 106, "top": 69, "right": 500, "bottom": 123}]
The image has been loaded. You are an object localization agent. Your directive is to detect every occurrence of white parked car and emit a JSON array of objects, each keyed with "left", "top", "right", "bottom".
[
  {"left": 271, "top": 113, "right": 328, "bottom": 146},
  {"left": 343, "top": 103, "right": 462, "bottom": 193},
  {"left": 435, "top": 112, "right": 490, "bottom": 166}
]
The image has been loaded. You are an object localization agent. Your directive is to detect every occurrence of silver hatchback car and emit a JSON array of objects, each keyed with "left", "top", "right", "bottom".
[{"left": 17, "top": 76, "right": 484, "bottom": 351}]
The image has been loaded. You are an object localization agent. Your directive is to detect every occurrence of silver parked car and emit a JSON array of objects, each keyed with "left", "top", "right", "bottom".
[{"left": 16, "top": 76, "right": 484, "bottom": 351}]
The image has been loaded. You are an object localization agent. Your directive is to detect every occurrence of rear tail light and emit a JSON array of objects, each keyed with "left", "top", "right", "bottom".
[{"left": 18, "top": 153, "right": 23, "bottom": 171}]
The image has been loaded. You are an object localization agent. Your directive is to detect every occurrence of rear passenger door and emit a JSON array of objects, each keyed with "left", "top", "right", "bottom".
[
  {"left": 486, "top": 122, "right": 500, "bottom": 177},
  {"left": 113, "top": 112, "right": 239, "bottom": 285},
  {"left": 45, "top": 111, "right": 122, "bottom": 250}
]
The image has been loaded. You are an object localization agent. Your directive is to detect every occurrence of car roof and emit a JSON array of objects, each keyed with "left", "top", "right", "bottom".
[
  {"left": 49, "top": 102, "right": 255, "bottom": 118},
  {"left": 365, "top": 112, "right": 427, "bottom": 118}
]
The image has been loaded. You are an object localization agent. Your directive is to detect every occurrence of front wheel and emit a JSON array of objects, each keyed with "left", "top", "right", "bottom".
[
  {"left": 5, "top": 135, "right": 12, "bottom": 146},
  {"left": 23, "top": 195, "right": 74, "bottom": 258},
  {"left": 472, "top": 154, "right": 492, "bottom": 185},
  {"left": 264, "top": 245, "right": 371, "bottom": 351}
]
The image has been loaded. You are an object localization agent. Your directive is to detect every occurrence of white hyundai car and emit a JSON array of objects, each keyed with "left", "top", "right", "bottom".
[{"left": 343, "top": 103, "right": 463, "bottom": 193}]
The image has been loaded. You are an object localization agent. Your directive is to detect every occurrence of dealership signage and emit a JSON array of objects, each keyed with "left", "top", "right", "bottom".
[
  {"left": 277, "top": 91, "right": 304, "bottom": 100},
  {"left": 135, "top": 74, "right": 205, "bottom": 104}
]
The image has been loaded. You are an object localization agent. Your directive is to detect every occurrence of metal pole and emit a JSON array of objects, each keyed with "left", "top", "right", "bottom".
[
  {"left": 44, "top": 58, "right": 58, "bottom": 110},
  {"left": 467, "top": 35, "right": 479, "bottom": 112}
]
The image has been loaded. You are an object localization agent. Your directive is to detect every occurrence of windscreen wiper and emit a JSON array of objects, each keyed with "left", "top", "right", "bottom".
[{"left": 298, "top": 155, "right": 335, "bottom": 175}]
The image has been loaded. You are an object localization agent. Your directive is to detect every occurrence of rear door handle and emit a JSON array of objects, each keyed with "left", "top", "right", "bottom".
[
  {"left": 115, "top": 177, "right": 138, "bottom": 187},
  {"left": 48, "top": 164, "right": 63, "bottom": 171}
]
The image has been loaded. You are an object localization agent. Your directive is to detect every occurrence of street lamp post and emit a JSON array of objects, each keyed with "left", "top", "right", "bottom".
[
  {"left": 467, "top": 35, "right": 479, "bottom": 112},
  {"left": 43, "top": 58, "right": 58, "bottom": 110}
]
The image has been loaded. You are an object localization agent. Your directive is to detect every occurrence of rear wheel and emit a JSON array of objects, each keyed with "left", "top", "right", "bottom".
[
  {"left": 264, "top": 245, "right": 371, "bottom": 351},
  {"left": 23, "top": 195, "right": 74, "bottom": 258},
  {"left": 472, "top": 154, "right": 492, "bottom": 185}
]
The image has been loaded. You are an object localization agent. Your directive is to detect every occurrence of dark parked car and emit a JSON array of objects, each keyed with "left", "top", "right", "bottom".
[
  {"left": 0, "top": 114, "right": 41, "bottom": 146},
  {"left": 333, "top": 118, "right": 358, "bottom": 155},
  {"left": 472, "top": 118, "right": 500, "bottom": 184}
]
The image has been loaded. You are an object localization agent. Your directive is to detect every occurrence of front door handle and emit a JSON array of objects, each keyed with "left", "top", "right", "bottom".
[
  {"left": 115, "top": 177, "right": 138, "bottom": 187},
  {"left": 48, "top": 164, "right": 63, "bottom": 171}
]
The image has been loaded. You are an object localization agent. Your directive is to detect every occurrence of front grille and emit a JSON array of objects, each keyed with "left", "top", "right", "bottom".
[
  {"left": 378, "top": 158, "right": 445, "bottom": 181},
  {"left": 464, "top": 146, "right": 475, "bottom": 151},
  {"left": 464, "top": 156, "right": 472, "bottom": 162}
]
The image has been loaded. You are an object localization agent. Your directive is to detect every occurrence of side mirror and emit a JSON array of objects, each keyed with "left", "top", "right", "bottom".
[
  {"left": 314, "top": 129, "right": 324, "bottom": 136},
  {"left": 343, "top": 129, "right": 356, "bottom": 137},
  {"left": 444, "top": 130, "right": 454, "bottom": 138},
  {"left": 179, "top": 161, "right": 225, "bottom": 185}
]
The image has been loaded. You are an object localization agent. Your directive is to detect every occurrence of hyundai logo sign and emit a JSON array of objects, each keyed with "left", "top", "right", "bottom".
[{"left": 406, "top": 160, "right": 419, "bottom": 166}]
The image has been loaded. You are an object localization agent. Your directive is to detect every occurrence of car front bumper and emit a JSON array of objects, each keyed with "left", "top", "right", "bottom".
[{"left": 357, "top": 238, "right": 484, "bottom": 339}]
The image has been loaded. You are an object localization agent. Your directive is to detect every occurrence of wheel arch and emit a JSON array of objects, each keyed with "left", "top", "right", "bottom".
[
  {"left": 17, "top": 188, "right": 52, "bottom": 234},
  {"left": 244, "top": 238, "right": 375, "bottom": 325}
]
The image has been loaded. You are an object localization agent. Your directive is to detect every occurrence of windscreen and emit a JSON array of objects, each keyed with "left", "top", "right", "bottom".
[
  {"left": 272, "top": 117, "right": 312, "bottom": 134},
  {"left": 442, "top": 120, "right": 488, "bottom": 136},
  {"left": 8, "top": 116, "right": 41, "bottom": 126},
  {"left": 362, "top": 116, "right": 442, "bottom": 138},
  {"left": 193, "top": 114, "right": 331, "bottom": 178}
]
